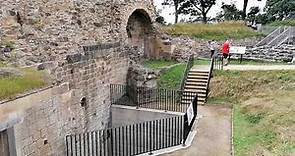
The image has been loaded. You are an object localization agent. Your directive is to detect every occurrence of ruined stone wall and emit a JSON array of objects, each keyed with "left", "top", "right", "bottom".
[
  {"left": 0, "top": 0, "right": 155, "bottom": 66},
  {"left": 240, "top": 44, "right": 295, "bottom": 62},
  {"left": 0, "top": 0, "right": 156, "bottom": 155}
]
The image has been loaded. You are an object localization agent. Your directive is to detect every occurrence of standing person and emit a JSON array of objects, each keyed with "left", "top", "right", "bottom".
[
  {"left": 207, "top": 40, "right": 216, "bottom": 58},
  {"left": 222, "top": 40, "right": 230, "bottom": 65}
]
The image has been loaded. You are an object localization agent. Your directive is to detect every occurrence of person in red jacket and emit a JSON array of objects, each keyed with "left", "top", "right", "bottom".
[{"left": 222, "top": 40, "right": 230, "bottom": 65}]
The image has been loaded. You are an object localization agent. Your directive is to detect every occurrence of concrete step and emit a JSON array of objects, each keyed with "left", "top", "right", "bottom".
[
  {"left": 185, "top": 85, "right": 207, "bottom": 90},
  {"left": 190, "top": 70, "right": 210, "bottom": 73},
  {"left": 187, "top": 75, "right": 208, "bottom": 79},
  {"left": 188, "top": 72, "right": 209, "bottom": 77},
  {"left": 184, "top": 89, "right": 206, "bottom": 93},
  {"left": 185, "top": 82, "right": 207, "bottom": 86},
  {"left": 181, "top": 100, "right": 205, "bottom": 105},
  {"left": 182, "top": 94, "right": 206, "bottom": 100},
  {"left": 186, "top": 79, "right": 208, "bottom": 83},
  {"left": 181, "top": 98, "right": 206, "bottom": 103}
]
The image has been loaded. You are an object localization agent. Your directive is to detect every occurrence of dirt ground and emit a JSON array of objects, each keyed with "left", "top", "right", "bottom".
[{"left": 162, "top": 105, "right": 232, "bottom": 156}]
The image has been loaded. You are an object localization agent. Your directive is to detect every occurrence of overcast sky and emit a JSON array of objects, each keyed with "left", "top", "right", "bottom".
[{"left": 153, "top": 0, "right": 267, "bottom": 23}]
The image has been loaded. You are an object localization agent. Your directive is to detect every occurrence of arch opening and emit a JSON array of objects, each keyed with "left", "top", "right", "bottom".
[{"left": 126, "top": 9, "right": 155, "bottom": 58}]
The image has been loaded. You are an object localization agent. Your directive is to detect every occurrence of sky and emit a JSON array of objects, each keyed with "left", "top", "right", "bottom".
[{"left": 153, "top": 0, "right": 267, "bottom": 24}]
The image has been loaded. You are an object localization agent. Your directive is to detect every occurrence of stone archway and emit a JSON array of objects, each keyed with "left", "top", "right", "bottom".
[{"left": 126, "top": 9, "right": 155, "bottom": 58}]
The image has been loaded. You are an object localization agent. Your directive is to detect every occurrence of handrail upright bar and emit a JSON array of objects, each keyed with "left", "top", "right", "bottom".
[
  {"left": 180, "top": 54, "right": 194, "bottom": 91},
  {"left": 206, "top": 57, "right": 215, "bottom": 100}
]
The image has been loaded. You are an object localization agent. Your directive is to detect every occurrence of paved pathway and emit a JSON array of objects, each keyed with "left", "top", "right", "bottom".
[
  {"left": 223, "top": 64, "right": 295, "bottom": 71},
  {"left": 161, "top": 105, "right": 232, "bottom": 156},
  {"left": 193, "top": 64, "right": 295, "bottom": 71}
]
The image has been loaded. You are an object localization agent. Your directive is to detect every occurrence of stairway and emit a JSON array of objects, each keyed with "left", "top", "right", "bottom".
[
  {"left": 181, "top": 69, "right": 210, "bottom": 105},
  {"left": 267, "top": 27, "right": 293, "bottom": 46}
]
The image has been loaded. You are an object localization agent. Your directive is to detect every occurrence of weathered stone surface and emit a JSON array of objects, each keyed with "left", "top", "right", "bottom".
[
  {"left": 0, "top": 0, "right": 156, "bottom": 155},
  {"left": 170, "top": 37, "right": 262, "bottom": 62},
  {"left": 0, "top": 67, "right": 23, "bottom": 78},
  {"left": 235, "top": 44, "right": 295, "bottom": 62}
]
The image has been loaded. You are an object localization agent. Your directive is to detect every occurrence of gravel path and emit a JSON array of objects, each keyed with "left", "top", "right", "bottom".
[{"left": 161, "top": 105, "right": 232, "bottom": 156}]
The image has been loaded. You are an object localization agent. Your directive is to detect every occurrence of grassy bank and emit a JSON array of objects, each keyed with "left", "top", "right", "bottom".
[
  {"left": 0, "top": 68, "right": 49, "bottom": 101},
  {"left": 157, "top": 64, "right": 186, "bottom": 89},
  {"left": 210, "top": 70, "right": 295, "bottom": 156},
  {"left": 145, "top": 58, "right": 295, "bottom": 155},
  {"left": 269, "top": 20, "right": 295, "bottom": 26},
  {"left": 143, "top": 59, "right": 178, "bottom": 69},
  {"left": 164, "top": 21, "right": 263, "bottom": 41}
]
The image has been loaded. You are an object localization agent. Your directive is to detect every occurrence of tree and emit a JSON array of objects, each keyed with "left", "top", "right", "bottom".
[
  {"left": 247, "top": 7, "right": 260, "bottom": 25},
  {"left": 155, "top": 9, "right": 166, "bottom": 25},
  {"left": 219, "top": 3, "right": 243, "bottom": 21},
  {"left": 242, "top": 0, "right": 262, "bottom": 20},
  {"left": 265, "top": 0, "right": 295, "bottom": 20},
  {"left": 162, "top": 0, "right": 185, "bottom": 24},
  {"left": 242, "top": 0, "right": 249, "bottom": 20},
  {"left": 180, "top": 0, "right": 216, "bottom": 23}
]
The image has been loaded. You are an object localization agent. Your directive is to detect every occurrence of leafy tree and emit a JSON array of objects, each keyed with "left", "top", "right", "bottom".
[
  {"left": 264, "top": 0, "right": 295, "bottom": 20},
  {"left": 242, "top": 0, "right": 262, "bottom": 20},
  {"left": 219, "top": 3, "right": 243, "bottom": 21},
  {"left": 242, "top": 0, "right": 249, "bottom": 20},
  {"left": 155, "top": 9, "right": 166, "bottom": 25},
  {"left": 256, "top": 13, "right": 270, "bottom": 24},
  {"left": 247, "top": 7, "right": 260, "bottom": 25},
  {"left": 180, "top": 0, "right": 216, "bottom": 23},
  {"left": 162, "top": 0, "right": 185, "bottom": 23}
]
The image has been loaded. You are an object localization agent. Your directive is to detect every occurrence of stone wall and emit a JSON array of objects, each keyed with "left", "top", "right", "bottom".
[
  {"left": 0, "top": 0, "right": 156, "bottom": 155},
  {"left": 170, "top": 37, "right": 262, "bottom": 61},
  {"left": 0, "top": 85, "right": 74, "bottom": 156},
  {"left": 0, "top": 0, "right": 155, "bottom": 66},
  {"left": 241, "top": 44, "right": 295, "bottom": 62}
]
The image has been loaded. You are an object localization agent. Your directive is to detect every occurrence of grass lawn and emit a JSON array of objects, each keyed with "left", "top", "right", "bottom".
[
  {"left": 210, "top": 70, "right": 295, "bottom": 156},
  {"left": 157, "top": 64, "right": 186, "bottom": 89},
  {"left": 0, "top": 68, "right": 49, "bottom": 101},
  {"left": 143, "top": 59, "right": 178, "bottom": 69},
  {"left": 164, "top": 21, "right": 264, "bottom": 41},
  {"left": 153, "top": 59, "right": 295, "bottom": 155}
]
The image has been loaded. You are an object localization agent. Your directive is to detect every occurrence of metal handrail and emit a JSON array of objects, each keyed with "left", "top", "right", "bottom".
[
  {"left": 206, "top": 57, "right": 215, "bottom": 99},
  {"left": 180, "top": 54, "right": 194, "bottom": 91}
]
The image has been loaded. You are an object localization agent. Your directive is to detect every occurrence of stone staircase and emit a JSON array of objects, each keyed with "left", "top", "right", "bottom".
[
  {"left": 182, "top": 69, "right": 210, "bottom": 105},
  {"left": 268, "top": 27, "right": 293, "bottom": 46}
]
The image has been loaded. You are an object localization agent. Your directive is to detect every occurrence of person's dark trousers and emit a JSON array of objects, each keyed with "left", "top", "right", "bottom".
[{"left": 210, "top": 50, "right": 215, "bottom": 58}]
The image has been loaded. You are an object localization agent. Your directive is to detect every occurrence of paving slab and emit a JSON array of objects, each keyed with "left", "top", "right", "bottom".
[{"left": 161, "top": 105, "right": 232, "bottom": 156}]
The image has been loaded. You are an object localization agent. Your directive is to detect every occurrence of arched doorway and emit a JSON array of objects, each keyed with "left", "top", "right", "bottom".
[{"left": 126, "top": 9, "right": 155, "bottom": 58}]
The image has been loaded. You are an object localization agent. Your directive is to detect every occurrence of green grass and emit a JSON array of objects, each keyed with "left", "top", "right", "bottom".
[
  {"left": 143, "top": 59, "right": 178, "bottom": 69},
  {"left": 194, "top": 59, "right": 211, "bottom": 65},
  {"left": 269, "top": 20, "right": 295, "bottom": 26},
  {"left": 157, "top": 64, "right": 186, "bottom": 89},
  {"left": 164, "top": 21, "right": 264, "bottom": 41},
  {"left": 209, "top": 70, "right": 295, "bottom": 156},
  {"left": 0, "top": 61, "right": 7, "bottom": 67},
  {"left": 0, "top": 68, "right": 49, "bottom": 101},
  {"left": 228, "top": 59, "right": 288, "bottom": 65}
]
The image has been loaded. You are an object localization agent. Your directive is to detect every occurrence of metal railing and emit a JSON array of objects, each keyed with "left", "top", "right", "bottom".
[
  {"left": 205, "top": 57, "right": 215, "bottom": 100},
  {"left": 65, "top": 116, "right": 184, "bottom": 156},
  {"left": 110, "top": 84, "right": 196, "bottom": 113},
  {"left": 213, "top": 54, "right": 224, "bottom": 70},
  {"left": 180, "top": 54, "right": 194, "bottom": 91},
  {"left": 66, "top": 94, "right": 199, "bottom": 156}
]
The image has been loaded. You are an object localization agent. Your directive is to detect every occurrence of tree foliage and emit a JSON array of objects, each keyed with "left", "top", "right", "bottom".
[
  {"left": 218, "top": 3, "right": 243, "bottom": 21},
  {"left": 162, "top": 0, "right": 186, "bottom": 23},
  {"left": 264, "top": 0, "right": 295, "bottom": 20},
  {"left": 155, "top": 9, "right": 166, "bottom": 25},
  {"left": 180, "top": 0, "right": 216, "bottom": 23},
  {"left": 247, "top": 7, "right": 260, "bottom": 24}
]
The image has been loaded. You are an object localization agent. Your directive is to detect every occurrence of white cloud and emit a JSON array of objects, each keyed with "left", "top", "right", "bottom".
[{"left": 154, "top": 0, "right": 267, "bottom": 24}]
